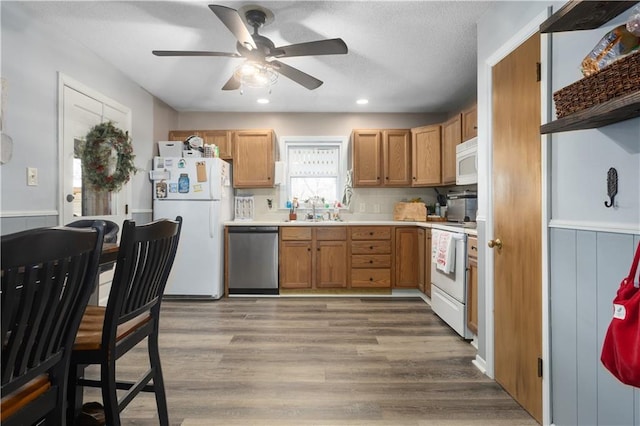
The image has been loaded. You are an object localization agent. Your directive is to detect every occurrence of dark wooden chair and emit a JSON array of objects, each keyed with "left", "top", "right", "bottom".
[
  {"left": 68, "top": 217, "right": 182, "bottom": 426},
  {"left": 1, "top": 222, "right": 105, "bottom": 426}
]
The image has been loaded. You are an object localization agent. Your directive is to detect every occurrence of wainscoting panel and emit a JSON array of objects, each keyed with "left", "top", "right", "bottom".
[
  {"left": 0, "top": 214, "right": 58, "bottom": 235},
  {"left": 550, "top": 228, "right": 640, "bottom": 426}
]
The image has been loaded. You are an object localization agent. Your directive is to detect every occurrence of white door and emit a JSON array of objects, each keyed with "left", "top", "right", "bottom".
[{"left": 60, "top": 77, "right": 132, "bottom": 231}]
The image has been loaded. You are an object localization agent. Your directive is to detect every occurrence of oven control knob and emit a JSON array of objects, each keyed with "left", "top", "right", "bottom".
[{"left": 488, "top": 238, "right": 503, "bottom": 249}]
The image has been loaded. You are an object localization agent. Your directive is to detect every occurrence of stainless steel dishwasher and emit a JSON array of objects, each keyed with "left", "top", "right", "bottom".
[{"left": 227, "top": 226, "right": 279, "bottom": 295}]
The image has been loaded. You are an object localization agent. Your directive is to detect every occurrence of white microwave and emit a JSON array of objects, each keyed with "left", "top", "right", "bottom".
[{"left": 456, "top": 137, "right": 478, "bottom": 185}]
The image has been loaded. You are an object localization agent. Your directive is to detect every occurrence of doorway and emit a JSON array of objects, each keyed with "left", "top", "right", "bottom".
[
  {"left": 58, "top": 74, "right": 132, "bottom": 229},
  {"left": 491, "top": 32, "right": 542, "bottom": 422}
]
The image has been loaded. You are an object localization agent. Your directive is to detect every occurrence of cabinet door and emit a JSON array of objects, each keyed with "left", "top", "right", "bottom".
[
  {"left": 280, "top": 241, "right": 312, "bottom": 289},
  {"left": 417, "top": 228, "right": 425, "bottom": 293},
  {"left": 441, "top": 114, "right": 461, "bottom": 185},
  {"left": 352, "top": 130, "right": 382, "bottom": 187},
  {"left": 316, "top": 240, "right": 348, "bottom": 288},
  {"left": 395, "top": 228, "right": 419, "bottom": 288},
  {"left": 466, "top": 236, "right": 478, "bottom": 334},
  {"left": 200, "top": 130, "right": 233, "bottom": 159},
  {"left": 168, "top": 130, "right": 196, "bottom": 142},
  {"left": 382, "top": 129, "right": 411, "bottom": 186},
  {"left": 233, "top": 130, "right": 274, "bottom": 188},
  {"left": 462, "top": 103, "right": 478, "bottom": 141},
  {"left": 411, "top": 125, "right": 441, "bottom": 186}
]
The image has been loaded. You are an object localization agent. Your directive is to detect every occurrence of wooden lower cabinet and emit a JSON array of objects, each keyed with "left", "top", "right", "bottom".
[
  {"left": 466, "top": 236, "right": 478, "bottom": 335},
  {"left": 350, "top": 226, "right": 392, "bottom": 288},
  {"left": 394, "top": 227, "right": 420, "bottom": 288},
  {"left": 280, "top": 227, "right": 347, "bottom": 289}
]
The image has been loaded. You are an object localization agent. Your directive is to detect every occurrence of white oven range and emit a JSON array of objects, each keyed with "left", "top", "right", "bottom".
[{"left": 430, "top": 227, "right": 473, "bottom": 339}]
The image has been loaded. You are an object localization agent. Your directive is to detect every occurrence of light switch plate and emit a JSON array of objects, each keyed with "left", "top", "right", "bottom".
[{"left": 27, "top": 167, "right": 38, "bottom": 186}]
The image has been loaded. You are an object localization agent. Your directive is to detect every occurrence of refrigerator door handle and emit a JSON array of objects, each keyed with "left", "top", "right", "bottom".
[{"left": 209, "top": 203, "right": 215, "bottom": 238}]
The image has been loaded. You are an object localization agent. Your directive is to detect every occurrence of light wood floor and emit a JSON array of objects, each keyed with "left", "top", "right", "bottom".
[{"left": 82, "top": 297, "right": 537, "bottom": 425}]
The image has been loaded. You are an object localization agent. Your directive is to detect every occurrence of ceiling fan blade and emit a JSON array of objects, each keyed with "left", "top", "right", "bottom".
[
  {"left": 271, "top": 60, "right": 323, "bottom": 90},
  {"left": 153, "top": 50, "right": 241, "bottom": 57},
  {"left": 273, "top": 38, "right": 348, "bottom": 58},
  {"left": 209, "top": 5, "right": 257, "bottom": 50},
  {"left": 222, "top": 75, "right": 241, "bottom": 91}
]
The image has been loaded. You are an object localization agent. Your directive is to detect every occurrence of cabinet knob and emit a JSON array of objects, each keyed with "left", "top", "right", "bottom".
[
  {"left": 369, "top": 232, "right": 374, "bottom": 236},
  {"left": 370, "top": 246, "right": 373, "bottom": 250},
  {"left": 413, "top": 177, "right": 416, "bottom": 180},
  {"left": 369, "top": 277, "right": 374, "bottom": 281},
  {"left": 307, "top": 248, "right": 311, "bottom": 252},
  {"left": 488, "top": 238, "right": 503, "bottom": 249},
  {"left": 369, "top": 260, "right": 373, "bottom": 264},
  {"left": 385, "top": 176, "right": 389, "bottom": 180},
  {"left": 317, "top": 248, "right": 320, "bottom": 252}
]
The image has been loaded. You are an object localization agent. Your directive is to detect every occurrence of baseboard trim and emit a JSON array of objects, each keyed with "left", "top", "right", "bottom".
[
  {"left": 472, "top": 355, "right": 487, "bottom": 375},
  {"left": 0, "top": 210, "right": 58, "bottom": 218}
]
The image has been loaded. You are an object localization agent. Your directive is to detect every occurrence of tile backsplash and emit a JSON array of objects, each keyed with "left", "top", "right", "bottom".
[{"left": 234, "top": 186, "right": 475, "bottom": 222}]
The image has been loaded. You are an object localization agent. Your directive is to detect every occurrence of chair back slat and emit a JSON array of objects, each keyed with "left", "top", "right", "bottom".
[
  {"left": 1, "top": 225, "right": 104, "bottom": 399},
  {"left": 104, "top": 218, "right": 182, "bottom": 338}
]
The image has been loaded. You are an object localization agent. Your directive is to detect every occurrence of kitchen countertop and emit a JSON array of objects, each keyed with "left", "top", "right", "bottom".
[{"left": 224, "top": 220, "right": 478, "bottom": 236}]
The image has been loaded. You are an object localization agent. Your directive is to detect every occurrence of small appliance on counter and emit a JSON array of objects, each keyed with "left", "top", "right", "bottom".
[{"left": 447, "top": 190, "right": 477, "bottom": 223}]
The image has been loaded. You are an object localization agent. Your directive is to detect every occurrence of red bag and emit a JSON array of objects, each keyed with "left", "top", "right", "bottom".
[{"left": 601, "top": 241, "right": 640, "bottom": 387}]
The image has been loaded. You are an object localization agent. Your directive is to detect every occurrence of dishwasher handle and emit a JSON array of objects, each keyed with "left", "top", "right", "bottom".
[{"left": 228, "top": 226, "right": 279, "bottom": 233}]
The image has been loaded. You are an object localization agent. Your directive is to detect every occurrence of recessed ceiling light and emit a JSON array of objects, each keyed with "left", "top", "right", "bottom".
[
  {"left": 257, "top": 98, "right": 270, "bottom": 104},
  {"left": 356, "top": 99, "right": 369, "bottom": 105}
]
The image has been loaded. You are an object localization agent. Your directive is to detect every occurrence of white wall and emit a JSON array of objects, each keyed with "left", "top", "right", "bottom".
[
  {"left": 1, "top": 2, "right": 159, "bottom": 222},
  {"left": 550, "top": 13, "right": 640, "bottom": 229}
]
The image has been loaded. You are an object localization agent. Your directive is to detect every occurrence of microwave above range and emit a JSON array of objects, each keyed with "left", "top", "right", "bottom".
[{"left": 456, "top": 137, "right": 478, "bottom": 185}]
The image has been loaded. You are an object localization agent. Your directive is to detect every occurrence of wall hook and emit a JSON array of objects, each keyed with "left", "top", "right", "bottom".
[{"left": 604, "top": 167, "right": 618, "bottom": 208}]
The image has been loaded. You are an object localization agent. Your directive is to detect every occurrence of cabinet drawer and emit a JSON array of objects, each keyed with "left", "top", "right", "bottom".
[
  {"left": 351, "top": 254, "right": 391, "bottom": 268},
  {"left": 467, "top": 236, "right": 478, "bottom": 259},
  {"left": 316, "top": 227, "right": 347, "bottom": 241},
  {"left": 350, "top": 226, "right": 392, "bottom": 240},
  {"left": 351, "top": 268, "right": 391, "bottom": 288},
  {"left": 351, "top": 240, "right": 392, "bottom": 254},
  {"left": 281, "top": 227, "right": 312, "bottom": 241}
]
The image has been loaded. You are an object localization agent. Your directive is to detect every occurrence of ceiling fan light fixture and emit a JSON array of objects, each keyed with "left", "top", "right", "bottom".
[
  {"left": 234, "top": 61, "right": 278, "bottom": 88},
  {"left": 356, "top": 98, "right": 369, "bottom": 105},
  {"left": 257, "top": 98, "right": 270, "bottom": 104}
]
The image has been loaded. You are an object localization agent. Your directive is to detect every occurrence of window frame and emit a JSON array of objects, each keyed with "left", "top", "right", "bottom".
[{"left": 279, "top": 136, "right": 349, "bottom": 210}]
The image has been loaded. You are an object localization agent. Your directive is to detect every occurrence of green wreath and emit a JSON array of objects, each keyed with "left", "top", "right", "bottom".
[{"left": 80, "top": 122, "right": 137, "bottom": 192}]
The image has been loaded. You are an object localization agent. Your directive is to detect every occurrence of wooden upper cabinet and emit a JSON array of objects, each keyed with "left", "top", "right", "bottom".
[
  {"left": 200, "top": 130, "right": 233, "bottom": 159},
  {"left": 233, "top": 129, "right": 274, "bottom": 188},
  {"left": 411, "top": 124, "right": 441, "bottom": 186},
  {"left": 353, "top": 129, "right": 411, "bottom": 188},
  {"left": 167, "top": 130, "right": 232, "bottom": 159},
  {"left": 382, "top": 129, "right": 412, "bottom": 187},
  {"left": 352, "top": 130, "right": 382, "bottom": 187},
  {"left": 462, "top": 103, "right": 478, "bottom": 141},
  {"left": 441, "top": 114, "right": 461, "bottom": 185}
]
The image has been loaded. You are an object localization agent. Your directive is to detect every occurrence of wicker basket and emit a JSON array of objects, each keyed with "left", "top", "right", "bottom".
[{"left": 553, "top": 50, "right": 640, "bottom": 118}]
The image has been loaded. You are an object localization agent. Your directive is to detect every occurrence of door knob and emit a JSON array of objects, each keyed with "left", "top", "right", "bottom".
[
  {"left": 66, "top": 194, "right": 74, "bottom": 202},
  {"left": 488, "top": 238, "right": 502, "bottom": 249}
]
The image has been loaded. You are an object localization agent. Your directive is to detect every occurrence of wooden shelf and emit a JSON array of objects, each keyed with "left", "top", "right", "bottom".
[
  {"left": 540, "top": 1, "right": 638, "bottom": 33},
  {"left": 541, "top": 91, "right": 640, "bottom": 134}
]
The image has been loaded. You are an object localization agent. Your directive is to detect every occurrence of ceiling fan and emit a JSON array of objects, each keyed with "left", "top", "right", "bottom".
[{"left": 152, "top": 4, "right": 348, "bottom": 91}]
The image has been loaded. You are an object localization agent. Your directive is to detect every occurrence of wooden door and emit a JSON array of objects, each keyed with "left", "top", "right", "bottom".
[
  {"left": 280, "top": 241, "right": 312, "bottom": 289},
  {"left": 233, "top": 130, "right": 274, "bottom": 188},
  {"left": 411, "top": 125, "right": 441, "bottom": 186},
  {"left": 316, "top": 240, "right": 348, "bottom": 288},
  {"left": 382, "top": 129, "right": 411, "bottom": 186},
  {"left": 441, "top": 114, "right": 461, "bottom": 184},
  {"left": 200, "top": 130, "right": 233, "bottom": 160},
  {"left": 352, "top": 130, "right": 382, "bottom": 187},
  {"left": 492, "top": 32, "right": 542, "bottom": 423}
]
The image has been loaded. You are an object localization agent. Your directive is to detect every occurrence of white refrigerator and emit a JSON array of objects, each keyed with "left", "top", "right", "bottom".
[{"left": 152, "top": 157, "right": 232, "bottom": 298}]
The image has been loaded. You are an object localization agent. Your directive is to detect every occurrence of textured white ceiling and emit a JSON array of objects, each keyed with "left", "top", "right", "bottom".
[{"left": 15, "top": 1, "right": 493, "bottom": 113}]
